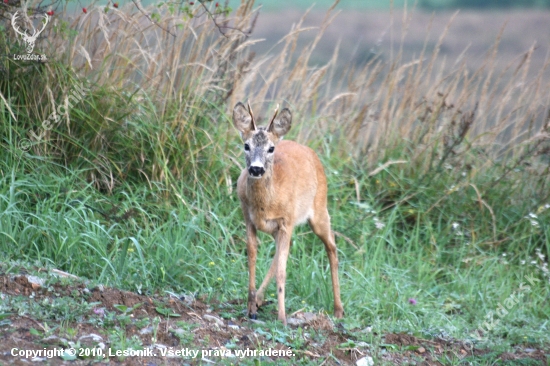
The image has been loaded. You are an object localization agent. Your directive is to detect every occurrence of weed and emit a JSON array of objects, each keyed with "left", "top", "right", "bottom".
[
  {"left": 109, "top": 327, "right": 143, "bottom": 358},
  {"left": 170, "top": 321, "right": 198, "bottom": 344},
  {"left": 1, "top": 294, "right": 95, "bottom": 323}
]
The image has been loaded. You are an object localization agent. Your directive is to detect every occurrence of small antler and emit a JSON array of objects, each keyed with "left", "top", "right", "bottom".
[
  {"left": 267, "top": 104, "right": 280, "bottom": 131},
  {"left": 247, "top": 100, "right": 257, "bottom": 130},
  {"left": 11, "top": 12, "right": 29, "bottom": 38},
  {"left": 33, "top": 13, "right": 49, "bottom": 38}
]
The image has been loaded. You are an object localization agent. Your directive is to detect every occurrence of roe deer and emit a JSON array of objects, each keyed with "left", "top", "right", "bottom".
[{"left": 232, "top": 101, "right": 344, "bottom": 325}]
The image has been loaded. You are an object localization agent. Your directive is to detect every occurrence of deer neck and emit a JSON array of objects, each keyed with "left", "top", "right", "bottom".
[{"left": 246, "top": 167, "right": 275, "bottom": 203}]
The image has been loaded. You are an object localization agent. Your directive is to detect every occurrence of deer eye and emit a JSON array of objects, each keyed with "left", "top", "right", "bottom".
[
  {"left": 244, "top": 144, "right": 250, "bottom": 151},
  {"left": 268, "top": 146, "right": 275, "bottom": 153}
]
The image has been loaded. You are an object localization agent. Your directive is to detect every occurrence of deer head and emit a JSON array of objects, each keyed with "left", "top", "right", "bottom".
[
  {"left": 233, "top": 101, "right": 292, "bottom": 178},
  {"left": 11, "top": 11, "right": 49, "bottom": 54}
]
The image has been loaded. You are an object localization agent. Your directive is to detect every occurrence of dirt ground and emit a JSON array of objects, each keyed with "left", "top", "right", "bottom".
[{"left": 0, "top": 269, "right": 548, "bottom": 365}]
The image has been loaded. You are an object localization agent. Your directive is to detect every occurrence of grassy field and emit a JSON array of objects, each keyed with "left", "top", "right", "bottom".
[
  {"left": 1, "top": 0, "right": 549, "bottom": 364},
  {"left": 220, "top": 0, "right": 550, "bottom": 11}
]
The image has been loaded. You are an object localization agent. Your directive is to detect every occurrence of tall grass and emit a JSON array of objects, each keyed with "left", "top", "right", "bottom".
[
  {"left": 1, "top": 0, "right": 549, "bottom": 350},
  {"left": 3, "top": 1, "right": 549, "bottom": 188}
]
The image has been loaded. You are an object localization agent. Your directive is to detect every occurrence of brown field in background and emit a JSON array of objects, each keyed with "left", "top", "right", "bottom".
[
  {"left": 251, "top": 9, "right": 550, "bottom": 78},
  {"left": 242, "top": 8, "right": 550, "bottom": 157}
]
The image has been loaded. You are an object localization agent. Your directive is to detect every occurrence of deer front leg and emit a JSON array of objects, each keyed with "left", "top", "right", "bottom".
[
  {"left": 246, "top": 223, "right": 259, "bottom": 319},
  {"left": 275, "top": 223, "right": 293, "bottom": 325}
]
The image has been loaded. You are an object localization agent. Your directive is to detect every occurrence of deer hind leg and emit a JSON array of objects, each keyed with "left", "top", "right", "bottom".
[
  {"left": 255, "top": 231, "right": 283, "bottom": 308},
  {"left": 274, "top": 222, "right": 293, "bottom": 325},
  {"left": 255, "top": 255, "right": 276, "bottom": 309},
  {"left": 308, "top": 209, "right": 344, "bottom": 318}
]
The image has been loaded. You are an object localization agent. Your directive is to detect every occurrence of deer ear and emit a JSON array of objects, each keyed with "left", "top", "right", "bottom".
[
  {"left": 268, "top": 108, "right": 292, "bottom": 138},
  {"left": 233, "top": 102, "right": 255, "bottom": 134}
]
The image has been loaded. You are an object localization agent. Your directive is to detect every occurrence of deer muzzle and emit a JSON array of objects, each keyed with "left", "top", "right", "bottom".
[{"left": 248, "top": 164, "right": 265, "bottom": 178}]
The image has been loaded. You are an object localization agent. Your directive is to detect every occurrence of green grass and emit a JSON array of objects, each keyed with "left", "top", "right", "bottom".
[
  {"left": 1, "top": 0, "right": 549, "bottom": 363},
  {"left": 2, "top": 123, "right": 549, "bottom": 352}
]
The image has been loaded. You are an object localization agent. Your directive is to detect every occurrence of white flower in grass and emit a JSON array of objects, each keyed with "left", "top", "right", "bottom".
[
  {"left": 537, "top": 204, "right": 550, "bottom": 214},
  {"left": 502, "top": 253, "right": 507, "bottom": 257},
  {"left": 536, "top": 248, "right": 545, "bottom": 261},
  {"left": 525, "top": 213, "right": 539, "bottom": 227},
  {"left": 373, "top": 217, "right": 385, "bottom": 229},
  {"left": 451, "top": 222, "right": 463, "bottom": 236},
  {"left": 447, "top": 185, "right": 459, "bottom": 193},
  {"left": 521, "top": 260, "right": 526, "bottom": 265}
]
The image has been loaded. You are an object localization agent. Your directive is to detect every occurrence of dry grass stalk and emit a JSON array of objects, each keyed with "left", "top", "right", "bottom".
[{"left": 9, "top": 0, "right": 549, "bottom": 187}]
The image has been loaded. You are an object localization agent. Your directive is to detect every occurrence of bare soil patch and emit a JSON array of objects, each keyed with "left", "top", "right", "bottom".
[{"left": 0, "top": 272, "right": 547, "bottom": 365}]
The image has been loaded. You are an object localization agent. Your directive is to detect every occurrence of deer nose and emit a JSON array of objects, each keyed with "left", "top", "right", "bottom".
[{"left": 248, "top": 165, "right": 265, "bottom": 177}]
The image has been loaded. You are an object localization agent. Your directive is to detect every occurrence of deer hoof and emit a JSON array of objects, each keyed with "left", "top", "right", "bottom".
[{"left": 255, "top": 293, "right": 265, "bottom": 308}]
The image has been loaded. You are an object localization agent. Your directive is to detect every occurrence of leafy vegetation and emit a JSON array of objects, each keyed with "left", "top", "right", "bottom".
[{"left": 0, "top": 0, "right": 549, "bottom": 364}]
